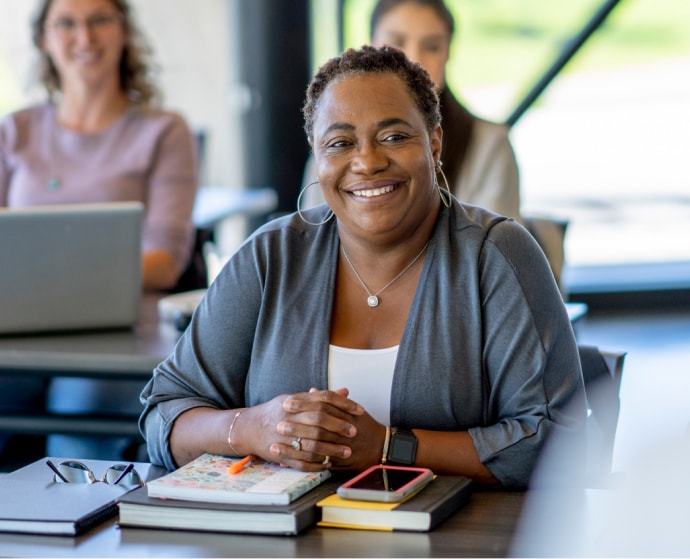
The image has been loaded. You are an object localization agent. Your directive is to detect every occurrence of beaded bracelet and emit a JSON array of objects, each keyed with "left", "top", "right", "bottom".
[
  {"left": 380, "top": 425, "right": 391, "bottom": 464},
  {"left": 227, "top": 408, "right": 246, "bottom": 456}
]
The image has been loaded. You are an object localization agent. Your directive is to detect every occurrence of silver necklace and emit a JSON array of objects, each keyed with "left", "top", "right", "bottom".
[{"left": 340, "top": 241, "right": 430, "bottom": 308}]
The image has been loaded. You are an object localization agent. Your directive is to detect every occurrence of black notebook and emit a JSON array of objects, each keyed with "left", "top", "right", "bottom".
[
  {"left": 118, "top": 480, "right": 339, "bottom": 535},
  {"left": 0, "top": 479, "right": 128, "bottom": 536}
]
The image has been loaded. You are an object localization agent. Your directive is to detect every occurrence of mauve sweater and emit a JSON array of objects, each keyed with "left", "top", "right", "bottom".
[{"left": 0, "top": 102, "right": 198, "bottom": 272}]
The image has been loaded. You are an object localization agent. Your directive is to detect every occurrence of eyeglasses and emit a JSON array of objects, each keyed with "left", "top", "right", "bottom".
[
  {"left": 45, "top": 13, "right": 123, "bottom": 38},
  {"left": 47, "top": 460, "right": 144, "bottom": 490}
]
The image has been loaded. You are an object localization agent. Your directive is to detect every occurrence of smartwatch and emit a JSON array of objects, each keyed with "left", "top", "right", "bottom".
[{"left": 386, "top": 428, "right": 418, "bottom": 466}]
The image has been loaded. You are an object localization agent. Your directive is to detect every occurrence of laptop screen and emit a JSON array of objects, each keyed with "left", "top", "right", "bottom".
[{"left": 0, "top": 202, "right": 143, "bottom": 334}]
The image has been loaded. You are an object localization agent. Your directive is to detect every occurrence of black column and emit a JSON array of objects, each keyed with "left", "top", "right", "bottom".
[{"left": 237, "top": 0, "right": 311, "bottom": 218}]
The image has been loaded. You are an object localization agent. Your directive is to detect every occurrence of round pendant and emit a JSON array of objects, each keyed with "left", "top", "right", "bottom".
[{"left": 367, "top": 295, "right": 379, "bottom": 307}]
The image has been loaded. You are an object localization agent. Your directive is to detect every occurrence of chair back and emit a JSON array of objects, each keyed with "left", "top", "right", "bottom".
[
  {"left": 523, "top": 215, "right": 568, "bottom": 298},
  {"left": 578, "top": 345, "right": 626, "bottom": 486},
  {"left": 170, "top": 228, "right": 213, "bottom": 293}
]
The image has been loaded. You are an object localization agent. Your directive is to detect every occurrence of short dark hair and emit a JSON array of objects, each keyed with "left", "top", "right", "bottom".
[
  {"left": 31, "top": 0, "right": 160, "bottom": 105},
  {"left": 303, "top": 45, "right": 440, "bottom": 141},
  {"left": 370, "top": 0, "right": 455, "bottom": 40}
]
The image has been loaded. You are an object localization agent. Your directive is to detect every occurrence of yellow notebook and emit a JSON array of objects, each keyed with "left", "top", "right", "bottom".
[{"left": 316, "top": 475, "right": 473, "bottom": 532}]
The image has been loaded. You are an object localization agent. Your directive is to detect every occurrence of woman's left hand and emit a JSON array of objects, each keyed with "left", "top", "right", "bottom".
[{"left": 272, "top": 387, "right": 386, "bottom": 471}]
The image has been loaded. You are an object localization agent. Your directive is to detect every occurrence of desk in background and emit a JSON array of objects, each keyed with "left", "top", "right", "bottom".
[
  {"left": 565, "top": 301, "right": 588, "bottom": 323},
  {"left": 566, "top": 301, "right": 588, "bottom": 337},
  {"left": 0, "top": 295, "right": 178, "bottom": 439},
  {"left": 190, "top": 186, "right": 279, "bottom": 284},
  {"left": 192, "top": 186, "right": 278, "bottom": 229}
]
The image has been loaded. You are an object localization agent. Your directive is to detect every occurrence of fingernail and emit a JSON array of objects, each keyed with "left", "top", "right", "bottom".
[{"left": 283, "top": 400, "right": 298, "bottom": 412}]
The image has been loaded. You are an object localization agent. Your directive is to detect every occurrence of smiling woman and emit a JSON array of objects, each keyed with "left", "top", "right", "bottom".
[{"left": 141, "top": 45, "right": 586, "bottom": 490}]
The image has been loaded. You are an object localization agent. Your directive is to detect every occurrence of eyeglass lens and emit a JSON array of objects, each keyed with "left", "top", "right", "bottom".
[
  {"left": 53, "top": 460, "right": 97, "bottom": 483},
  {"left": 103, "top": 463, "right": 144, "bottom": 488},
  {"left": 48, "top": 460, "right": 144, "bottom": 489},
  {"left": 48, "top": 14, "right": 121, "bottom": 35}
]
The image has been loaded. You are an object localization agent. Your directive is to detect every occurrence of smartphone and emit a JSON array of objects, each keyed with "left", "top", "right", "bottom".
[{"left": 337, "top": 465, "right": 434, "bottom": 503}]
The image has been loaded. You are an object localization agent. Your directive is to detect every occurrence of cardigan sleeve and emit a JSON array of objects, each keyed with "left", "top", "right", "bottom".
[
  {"left": 389, "top": 209, "right": 585, "bottom": 488},
  {"left": 139, "top": 235, "right": 264, "bottom": 470},
  {"left": 139, "top": 213, "right": 338, "bottom": 469},
  {"left": 468, "top": 219, "right": 586, "bottom": 486}
]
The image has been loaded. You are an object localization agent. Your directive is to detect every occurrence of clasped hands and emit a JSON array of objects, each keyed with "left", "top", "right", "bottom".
[{"left": 254, "top": 387, "right": 384, "bottom": 472}]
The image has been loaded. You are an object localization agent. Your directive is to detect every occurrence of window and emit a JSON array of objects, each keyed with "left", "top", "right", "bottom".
[{"left": 312, "top": 0, "right": 690, "bottom": 292}]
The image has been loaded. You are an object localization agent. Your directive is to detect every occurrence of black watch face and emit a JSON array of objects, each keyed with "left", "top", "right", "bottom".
[{"left": 389, "top": 431, "right": 417, "bottom": 464}]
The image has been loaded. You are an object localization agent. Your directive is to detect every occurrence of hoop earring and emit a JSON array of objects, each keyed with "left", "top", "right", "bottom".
[
  {"left": 297, "top": 181, "right": 334, "bottom": 226},
  {"left": 435, "top": 163, "right": 452, "bottom": 208}
]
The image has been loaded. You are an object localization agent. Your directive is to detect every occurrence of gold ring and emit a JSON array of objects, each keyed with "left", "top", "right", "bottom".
[
  {"left": 322, "top": 455, "right": 330, "bottom": 465},
  {"left": 291, "top": 437, "right": 302, "bottom": 452}
]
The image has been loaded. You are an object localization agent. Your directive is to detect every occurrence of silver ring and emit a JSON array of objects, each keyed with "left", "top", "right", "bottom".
[
  {"left": 291, "top": 437, "right": 302, "bottom": 452},
  {"left": 322, "top": 455, "right": 330, "bottom": 465}
]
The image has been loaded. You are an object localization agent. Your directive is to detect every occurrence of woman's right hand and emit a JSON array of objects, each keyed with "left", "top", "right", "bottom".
[{"left": 235, "top": 388, "right": 364, "bottom": 471}]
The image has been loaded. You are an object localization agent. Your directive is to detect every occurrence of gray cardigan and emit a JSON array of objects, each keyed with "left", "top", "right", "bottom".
[{"left": 140, "top": 200, "right": 586, "bottom": 487}]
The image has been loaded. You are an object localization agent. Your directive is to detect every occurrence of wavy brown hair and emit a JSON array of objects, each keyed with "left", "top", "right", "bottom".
[{"left": 31, "top": 0, "right": 160, "bottom": 105}]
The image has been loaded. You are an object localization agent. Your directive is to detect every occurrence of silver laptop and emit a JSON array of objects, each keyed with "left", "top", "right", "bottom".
[{"left": 0, "top": 202, "right": 143, "bottom": 334}]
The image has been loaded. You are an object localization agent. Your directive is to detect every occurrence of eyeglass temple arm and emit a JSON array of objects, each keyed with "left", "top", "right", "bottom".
[
  {"left": 46, "top": 459, "right": 70, "bottom": 483},
  {"left": 112, "top": 463, "right": 135, "bottom": 485}
]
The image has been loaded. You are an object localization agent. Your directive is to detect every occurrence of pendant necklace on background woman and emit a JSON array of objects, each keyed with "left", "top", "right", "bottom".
[{"left": 340, "top": 241, "right": 429, "bottom": 308}]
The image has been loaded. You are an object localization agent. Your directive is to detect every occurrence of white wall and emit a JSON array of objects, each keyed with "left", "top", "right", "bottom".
[{"left": 128, "top": 0, "right": 244, "bottom": 188}]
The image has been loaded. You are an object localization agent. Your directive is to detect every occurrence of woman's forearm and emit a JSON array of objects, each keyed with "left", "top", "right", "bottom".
[
  {"left": 414, "top": 429, "right": 500, "bottom": 485},
  {"left": 169, "top": 407, "right": 239, "bottom": 468}
]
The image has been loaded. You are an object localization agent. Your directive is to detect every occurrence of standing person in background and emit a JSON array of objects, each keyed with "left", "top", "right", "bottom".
[
  {"left": 0, "top": 0, "right": 198, "bottom": 463},
  {"left": 302, "top": 0, "right": 520, "bottom": 222},
  {"left": 368, "top": 0, "right": 569, "bottom": 292}
]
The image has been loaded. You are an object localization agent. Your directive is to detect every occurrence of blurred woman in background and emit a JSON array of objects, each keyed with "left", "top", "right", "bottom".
[
  {"left": 0, "top": 0, "right": 198, "bottom": 464},
  {"left": 1, "top": 0, "right": 198, "bottom": 289}
]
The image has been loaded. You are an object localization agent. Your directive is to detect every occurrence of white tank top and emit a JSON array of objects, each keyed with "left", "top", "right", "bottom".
[{"left": 328, "top": 344, "right": 398, "bottom": 426}]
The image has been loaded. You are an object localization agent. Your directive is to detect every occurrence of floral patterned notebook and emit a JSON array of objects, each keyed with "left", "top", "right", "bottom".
[{"left": 147, "top": 454, "right": 331, "bottom": 505}]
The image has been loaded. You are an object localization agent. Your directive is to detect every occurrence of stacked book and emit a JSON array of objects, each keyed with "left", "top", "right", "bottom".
[
  {"left": 117, "top": 453, "right": 334, "bottom": 535},
  {"left": 118, "top": 453, "right": 474, "bottom": 535}
]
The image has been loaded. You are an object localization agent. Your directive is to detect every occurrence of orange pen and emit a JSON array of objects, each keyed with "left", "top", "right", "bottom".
[{"left": 227, "top": 455, "right": 254, "bottom": 475}]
